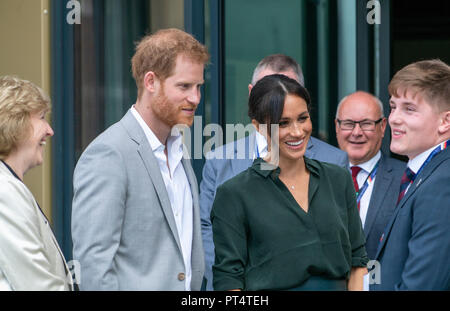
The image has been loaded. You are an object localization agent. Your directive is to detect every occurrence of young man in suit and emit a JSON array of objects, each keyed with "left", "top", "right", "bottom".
[
  {"left": 335, "top": 91, "right": 405, "bottom": 290},
  {"left": 72, "top": 29, "right": 209, "bottom": 290},
  {"left": 200, "top": 54, "right": 348, "bottom": 290},
  {"left": 371, "top": 59, "right": 450, "bottom": 290}
]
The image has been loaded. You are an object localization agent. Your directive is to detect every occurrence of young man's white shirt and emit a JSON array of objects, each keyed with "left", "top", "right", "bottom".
[{"left": 404, "top": 142, "right": 445, "bottom": 195}]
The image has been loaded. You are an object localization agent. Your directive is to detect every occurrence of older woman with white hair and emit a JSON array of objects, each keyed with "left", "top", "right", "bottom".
[{"left": 0, "top": 76, "right": 73, "bottom": 290}]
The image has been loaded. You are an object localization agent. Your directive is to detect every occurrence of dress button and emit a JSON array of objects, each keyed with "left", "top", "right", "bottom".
[{"left": 178, "top": 273, "right": 185, "bottom": 281}]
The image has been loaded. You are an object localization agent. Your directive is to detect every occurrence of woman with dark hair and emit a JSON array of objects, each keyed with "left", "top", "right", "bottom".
[{"left": 211, "top": 74, "right": 368, "bottom": 291}]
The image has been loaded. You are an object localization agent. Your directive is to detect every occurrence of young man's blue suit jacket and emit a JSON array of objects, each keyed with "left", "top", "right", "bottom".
[
  {"left": 199, "top": 133, "right": 348, "bottom": 290},
  {"left": 370, "top": 147, "right": 450, "bottom": 290}
]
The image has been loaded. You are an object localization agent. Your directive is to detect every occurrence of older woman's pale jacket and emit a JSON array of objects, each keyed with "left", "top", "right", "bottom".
[{"left": 0, "top": 162, "right": 73, "bottom": 291}]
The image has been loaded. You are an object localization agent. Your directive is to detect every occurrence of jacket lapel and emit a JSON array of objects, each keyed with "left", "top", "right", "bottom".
[
  {"left": 396, "top": 149, "right": 448, "bottom": 210},
  {"left": 122, "top": 111, "right": 182, "bottom": 253},
  {"left": 364, "top": 154, "right": 391, "bottom": 238},
  {"left": 137, "top": 143, "right": 182, "bottom": 248},
  {"left": 375, "top": 169, "right": 422, "bottom": 259}
]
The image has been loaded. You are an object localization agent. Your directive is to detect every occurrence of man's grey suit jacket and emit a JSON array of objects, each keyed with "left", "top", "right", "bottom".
[
  {"left": 199, "top": 133, "right": 348, "bottom": 290},
  {"left": 72, "top": 110, "right": 204, "bottom": 290},
  {"left": 362, "top": 153, "right": 405, "bottom": 260}
]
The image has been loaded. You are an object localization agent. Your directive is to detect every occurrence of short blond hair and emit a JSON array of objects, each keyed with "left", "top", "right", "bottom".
[
  {"left": 131, "top": 28, "right": 209, "bottom": 99},
  {"left": 389, "top": 59, "right": 450, "bottom": 112},
  {"left": 0, "top": 76, "right": 50, "bottom": 160}
]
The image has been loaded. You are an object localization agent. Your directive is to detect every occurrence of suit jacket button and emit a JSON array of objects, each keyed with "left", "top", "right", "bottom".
[{"left": 178, "top": 273, "right": 185, "bottom": 281}]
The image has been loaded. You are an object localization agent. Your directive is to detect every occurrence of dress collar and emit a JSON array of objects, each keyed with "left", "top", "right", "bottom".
[{"left": 251, "top": 157, "right": 320, "bottom": 179}]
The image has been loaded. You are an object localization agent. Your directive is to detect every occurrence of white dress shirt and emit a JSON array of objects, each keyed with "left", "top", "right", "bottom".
[
  {"left": 350, "top": 151, "right": 381, "bottom": 292},
  {"left": 131, "top": 107, "right": 193, "bottom": 291},
  {"left": 350, "top": 151, "right": 381, "bottom": 229},
  {"left": 254, "top": 131, "right": 268, "bottom": 159}
]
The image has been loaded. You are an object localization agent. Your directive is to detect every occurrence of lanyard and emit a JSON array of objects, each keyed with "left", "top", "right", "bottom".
[
  {"left": 407, "top": 139, "right": 450, "bottom": 189},
  {"left": 355, "top": 160, "right": 380, "bottom": 204}
]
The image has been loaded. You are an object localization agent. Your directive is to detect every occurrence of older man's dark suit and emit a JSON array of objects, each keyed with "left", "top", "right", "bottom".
[
  {"left": 371, "top": 147, "right": 450, "bottom": 290},
  {"left": 363, "top": 153, "right": 405, "bottom": 260}
]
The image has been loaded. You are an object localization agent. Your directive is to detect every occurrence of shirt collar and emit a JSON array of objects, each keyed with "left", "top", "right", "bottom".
[
  {"left": 350, "top": 151, "right": 381, "bottom": 174},
  {"left": 131, "top": 106, "right": 186, "bottom": 162},
  {"left": 251, "top": 158, "right": 276, "bottom": 178},
  {"left": 167, "top": 127, "right": 186, "bottom": 161},
  {"left": 407, "top": 142, "right": 442, "bottom": 174},
  {"left": 131, "top": 106, "right": 164, "bottom": 152},
  {"left": 255, "top": 131, "right": 268, "bottom": 158}
]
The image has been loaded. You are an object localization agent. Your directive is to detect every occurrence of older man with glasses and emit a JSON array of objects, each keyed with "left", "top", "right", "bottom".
[{"left": 335, "top": 91, "right": 405, "bottom": 290}]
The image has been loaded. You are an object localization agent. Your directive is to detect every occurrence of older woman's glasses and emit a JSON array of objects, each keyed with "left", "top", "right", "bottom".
[{"left": 336, "top": 118, "right": 383, "bottom": 131}]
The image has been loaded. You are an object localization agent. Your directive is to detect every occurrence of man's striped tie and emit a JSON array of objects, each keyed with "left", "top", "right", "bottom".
[
  {"left": 397, "top": 167, "right": 415, "bottom": 205},
  {"left": 351, "top": 166, "right": 362, "bottom": 210}
]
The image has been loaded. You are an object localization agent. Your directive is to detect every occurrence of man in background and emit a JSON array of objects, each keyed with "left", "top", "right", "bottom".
[{"left": 335, "top": 91, "right": 405, "bottom": 290}]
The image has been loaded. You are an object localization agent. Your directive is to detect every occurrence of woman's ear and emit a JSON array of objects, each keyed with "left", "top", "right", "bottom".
[{"left": 248, "top": 83, "right": 253, "bottom": 96}]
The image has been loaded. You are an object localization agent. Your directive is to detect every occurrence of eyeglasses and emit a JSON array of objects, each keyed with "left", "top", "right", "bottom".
[{"left": 336, "top": 118, "right": 383, "bottom": 131}]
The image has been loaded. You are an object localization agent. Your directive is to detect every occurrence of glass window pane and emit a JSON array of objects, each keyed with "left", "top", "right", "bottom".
[
  {"left": 150, "top": 0, "right": 184, "bottom": 31},
  {"left": 77, "top": 0, "right": 185, "bottom": 152},
  {"left": 224, "top": 0, "right": 305, "bottom": 143}
]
